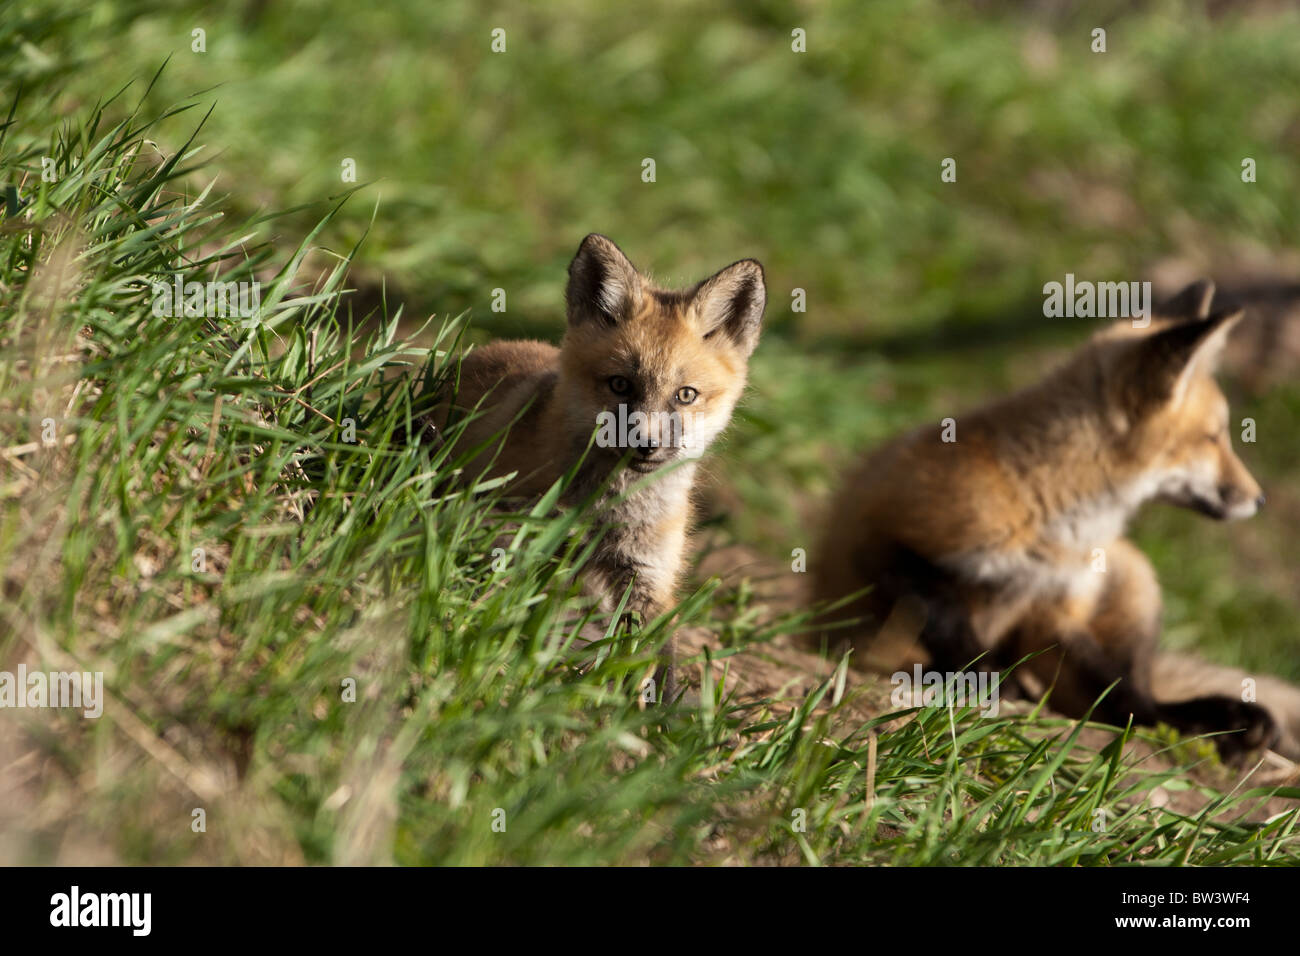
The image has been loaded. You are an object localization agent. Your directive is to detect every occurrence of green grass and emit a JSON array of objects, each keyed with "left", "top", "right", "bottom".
[
  {"left": 19, "top": 0, "right": 1300, "bottom": 341},
  {"left": 2, "top": 0, "right": 1299, "bottom": 865}
]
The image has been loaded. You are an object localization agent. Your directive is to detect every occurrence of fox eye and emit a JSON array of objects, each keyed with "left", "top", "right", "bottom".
[
  {"left": 608, "top": 375, "right": 632, "bottom": 396},
  {"left": 676, "top": 386, "right": 699, "bottom": 405}
]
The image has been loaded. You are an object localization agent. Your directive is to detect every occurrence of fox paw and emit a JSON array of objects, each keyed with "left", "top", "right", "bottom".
[
  {"left": 1162, "top": 696, "right": 1278, "bottom": 760},
  {"left": 1216, "top": 699, "right": 1278, "bottom": 759}
]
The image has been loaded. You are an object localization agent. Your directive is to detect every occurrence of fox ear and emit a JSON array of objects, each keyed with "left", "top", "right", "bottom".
[
  {"left": 1133, "top": 306, "right": 1244, "bottom": 409},
  {"left": 692, "top": 259, "right": 766, "bottom": 356},
  {"left": 1156, "top": 279, "right": 1216, "bottom": 322},
  {"left": 565, "top": 234, "right": 642, "bottom": 327}
]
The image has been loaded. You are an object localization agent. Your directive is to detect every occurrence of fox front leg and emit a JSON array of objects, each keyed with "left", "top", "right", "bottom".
[
  {"left": 592, "top": 546, "right": 681, "bottom": 706},
  {"left": 611, "top": 573, "right": 681, "bottom": 707},
  {"left": 650, "top": 635, "right": 679, "bottom": 706},
  {"left": 623, "top": 590, "right": 678, "bottom": 708},
  {"left": 572, "top": 571, "right": 678, "bottom": 706}
]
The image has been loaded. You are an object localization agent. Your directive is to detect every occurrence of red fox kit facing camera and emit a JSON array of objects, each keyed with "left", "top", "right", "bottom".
[
  {"left": 440, "top": 234, "right": 766, "bottom": 699},
  {"left": 813, "top": 281, "right": 1294, "bottom": 759}
]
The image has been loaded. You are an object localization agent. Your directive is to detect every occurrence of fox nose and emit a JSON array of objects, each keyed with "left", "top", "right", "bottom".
[
  {"left": 636, "top": 441, "right": 661, "bottom": 459},
  {"left": 1256, "top": 494, "right": 1266, "bottom": 509}
]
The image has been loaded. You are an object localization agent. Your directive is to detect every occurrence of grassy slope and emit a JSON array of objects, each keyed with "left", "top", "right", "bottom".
[{"left": 1, "top": 1, "right": 1298, "bottom": 864}]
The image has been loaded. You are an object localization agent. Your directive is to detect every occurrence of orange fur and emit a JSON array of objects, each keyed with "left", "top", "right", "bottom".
[
  {"left": 814, "top": 281, "right": 1290, "bottom": 759},
  {"left": 434, "top": 235, "right": 766, "bottom": 699}
]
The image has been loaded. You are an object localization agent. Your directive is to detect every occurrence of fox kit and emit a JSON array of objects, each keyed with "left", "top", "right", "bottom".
[
  {"left": 814, "top": 281, "right": 1294, "bottom": 759},
  {"left": 438, "top": 234, "right": 765, "bottom": 698}
]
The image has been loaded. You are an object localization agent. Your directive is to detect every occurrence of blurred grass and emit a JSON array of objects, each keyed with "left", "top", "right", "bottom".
[
  {"left": 2, "top": 0, "right": 1299, "bottom": 864},
  {"left": 18, "top": 0, "right": 1300, "bottom": 340}
]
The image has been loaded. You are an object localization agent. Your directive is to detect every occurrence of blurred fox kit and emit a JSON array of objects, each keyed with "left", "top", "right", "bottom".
[
  {"left": 815, "top": 280, "right": 1299, "bottom": 759},
  {"left": 438, "top": 234, "right": 765, "bottom": 698}
]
